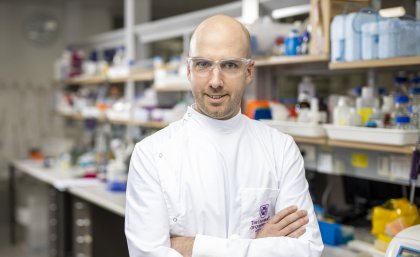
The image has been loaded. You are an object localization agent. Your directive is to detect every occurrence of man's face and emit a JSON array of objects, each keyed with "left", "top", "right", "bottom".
[{"left": 187, "top": 23, "right": 254, "bottom": 120}]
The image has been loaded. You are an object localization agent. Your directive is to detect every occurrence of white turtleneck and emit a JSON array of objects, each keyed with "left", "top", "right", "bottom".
[{"left": 125, "top": 106, "right": 323, "bottom": 257}]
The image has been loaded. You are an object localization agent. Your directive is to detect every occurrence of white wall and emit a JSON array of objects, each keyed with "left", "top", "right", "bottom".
[{"left": 0, "top": 0, "right": 119, "bottom": 85}]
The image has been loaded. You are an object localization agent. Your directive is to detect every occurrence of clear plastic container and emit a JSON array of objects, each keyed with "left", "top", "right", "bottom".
[
  {"left": 344, "top": 12, "right": 377, "bottom": 61},
  {"left": 393, "top": 95, "right": 411, "bottom": 129},
  {"left": 378, "top": 19, "right": 399, "bottom": 59},
  {"left": 398, "top": 20, "right": 417, "bottom": 57},
  {"left": 409, "top": 87, "right": 420, "bottom": 130},
  {"left": 361, "top": 22, "right": 379, "bottom": 60},
  {"left": 331, "top": 14, "right": 346, "bottom": 62},
  {"left": 333, "top": 96, "right": 351, "bottom": 126},
  {"left": 356, "top": 87, "right": 378, "bottom": 125}
]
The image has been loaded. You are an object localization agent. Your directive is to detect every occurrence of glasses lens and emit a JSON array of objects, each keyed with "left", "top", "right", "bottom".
[
  {"left": 219, "top": 60, "right": 246, "bottom": 75},
  {"left": 191, "top": 59, "right": 213, "bottom": 73},
  {"left": 189, "top": 58, "right": 249, "bottom": 77}
]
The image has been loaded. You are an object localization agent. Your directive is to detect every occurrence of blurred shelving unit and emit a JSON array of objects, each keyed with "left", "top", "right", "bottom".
[
  {"left": 329, "top": 56, "right": 420, "bottom": 70},
  {"left": 56, "top": 111, "right": 168, "bottom": 130},
  {"left": 60, "top": 70, "right": 154, "bottom": 85},
  {"left": 255, "top": 55, "right": 330, "bottom": 67},
  {"left": 327, "top": 139, "right": 414, "bottom": 155}
]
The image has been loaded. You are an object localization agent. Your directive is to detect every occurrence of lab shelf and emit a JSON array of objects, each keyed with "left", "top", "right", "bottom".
[
  {"left": 56, "top": 111, "right": 167, "bottom": 129},
  {"left": 61, "top": 70, "right": 154, "bottom": 85},
  {"left": 293, "top": 136, "right": 327, "bottom": 145},
  {"left": 255, "top": 55, "right": 329, "bottom": 67},
  {"left": 292, "top": 136, "right": 414, "bottom": 155},
  {"left": 328, "top": 139, "right": 415, "bottom": 155},
  {"left": 329, "top": 56, "right": 420, "bottom": 70}
]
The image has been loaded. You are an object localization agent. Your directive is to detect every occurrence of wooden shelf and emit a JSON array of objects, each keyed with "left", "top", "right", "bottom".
[
  {"left": 108, "top": 118, "right": 168, "bottom": 129},
  {"left": 109, "top": 71, "right": 154, "bottom": 83},
  {"left": 255, "top": 55, "right": 329, "bottom": 67},
  {"left": 62, "top": 71, "right": 154, "bottom": 85},
  {"left": 293, "top": 136, "right": 327, "bottom": 145},
  {"left": 328, "top": 139, "right": 414, "bottom": 155},
  {"left": 56, "top": 111, "right": 167, "bottom": 129},
  {"left": 329, "top": 56, "right": 420, "bottom": 70},
  {"left": 289, "top": 135, "right": 413, "bottom": 154},
  {"left": 59, "top": 109, "right": 415, "bottom": 154},
  {"left": 64, "top": 75, "right": 107, "bottom": 85}
]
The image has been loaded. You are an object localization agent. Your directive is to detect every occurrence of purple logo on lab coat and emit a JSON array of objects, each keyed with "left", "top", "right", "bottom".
[{"left": 259, "top": 204, "right": 269, "bottom": 218}]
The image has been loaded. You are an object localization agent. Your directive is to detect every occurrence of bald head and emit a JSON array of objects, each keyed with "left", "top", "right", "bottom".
[{"left": 189, "top": 15, "right": 251, "bottom": 58}]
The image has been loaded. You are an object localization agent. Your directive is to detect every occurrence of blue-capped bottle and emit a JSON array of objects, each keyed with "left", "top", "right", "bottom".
[
  {"left": 409, "top": 87, "right": 420, "bottom": 129},
  {"left": 393, "top": 75, "right": 409, "bottom": 98},
  {"left": 393, "top": 95, "right": 411, "bottom": 129}
]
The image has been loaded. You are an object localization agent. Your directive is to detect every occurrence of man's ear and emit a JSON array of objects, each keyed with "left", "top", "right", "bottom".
[{"left": 245, "top": 61, "right": 255, "bottom": 84}]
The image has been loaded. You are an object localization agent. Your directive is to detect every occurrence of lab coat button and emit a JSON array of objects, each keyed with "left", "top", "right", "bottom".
[
  {"left": 187, "top": 112, "right": 191, "bottom": 117},
  {"left": 159, "top": 153, "right": 163, "bottom": 158},
  {"left": 173, "top": 217, "right": 177, "bottom": 222}
]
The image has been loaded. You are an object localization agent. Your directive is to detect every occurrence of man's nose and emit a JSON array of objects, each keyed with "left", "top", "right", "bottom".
[{"left": 209, "top": 65, "right": 223, "bottom": 89}]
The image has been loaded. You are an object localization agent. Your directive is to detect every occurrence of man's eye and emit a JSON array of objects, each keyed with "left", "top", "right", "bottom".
[
  {"left": 221, "top": 61, "right": 239, "bottom": 69},
  {"left": 195, "top": 60, "right": 212, "bottom": 68}
]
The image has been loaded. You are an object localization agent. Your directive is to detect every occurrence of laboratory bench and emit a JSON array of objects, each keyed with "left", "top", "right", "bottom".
[
  {"left": 9, "top": 159, "right": 128, "bottom": 257},
  {"left": 9, "top": 159, "right": 390, "bottom": 257}
]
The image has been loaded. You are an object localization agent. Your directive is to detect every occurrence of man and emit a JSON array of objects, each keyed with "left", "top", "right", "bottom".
[{"left": 125, "top": 15, "right": 323, "bottom": 257}]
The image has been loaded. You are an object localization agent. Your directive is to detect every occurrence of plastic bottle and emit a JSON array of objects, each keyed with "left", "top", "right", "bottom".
[
  {"left": 333, "top": 96, "right": 351, "bottom": 126},
  {"left": 392, "top": 75, "right": 409, "bottom": 97},
  {"left": 356, "top": 87, "right": 378, "bottom": 125},
  {"left": 409, "top": 87, "right": 420, "bottom": 130},
  {"left": 113, "top": 46, "right": 125, "bottom": 66},
  {"left": 393, "top": 95, "right": 411, "bottom": 129},
  {"left": 366, "top": 107, "right": 385, "bottom": 128},
  {"left": 296, "top": 91, "right": 311, "bottom": 122},
  {"left": 349, "top": 107, "right": 361, "bottom": 126},
  {"left": 382, "top": 95, "right": 394, "bottom": 128},
  {"left": 300, "top": 31, "right": 310, "bottom": 55},
  {"left": 309, "top": 98, "right": 320, "bottom": 124},
  {"left": 285, "top": 29, "right": 300, "bottom": 56},
  {"left": 298, "top": 76, "right": 316, "bottom": 99}
]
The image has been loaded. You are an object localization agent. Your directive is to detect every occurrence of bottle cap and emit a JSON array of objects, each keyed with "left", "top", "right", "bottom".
[
  {"left": 337, "top": 96, "right": 347, "bottom": 107},
  {"left": 362, "top": 87, "right": 374, "bottom": 98},
  {"left": 395, "top": 116, "right": 410, "bottom": 124},
  {"left": 410, "top": 87, "right": 420, "bottom": 95},
  {"left": 394, "top": 95, "right": 409, "bottom": 103},
  {"left": 394, "top": 76, "right": 408, "bottom": 84}
]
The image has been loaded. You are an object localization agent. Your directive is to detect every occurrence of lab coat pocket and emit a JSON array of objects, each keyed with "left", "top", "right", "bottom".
[{"left": 239, "top": 188, "right": 280, "bottom": 238}]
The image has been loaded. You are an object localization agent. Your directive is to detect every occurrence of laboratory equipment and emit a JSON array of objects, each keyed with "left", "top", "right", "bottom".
[{"left": 385, "top": 225, "right": 420, "bottom": 257}]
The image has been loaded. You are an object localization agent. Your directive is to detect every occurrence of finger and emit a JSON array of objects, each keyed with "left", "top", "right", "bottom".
[
  {"left": 276, "top": 215, "right": 309, "bottom": 236},
  {"left": 268, "top": 205, "right": 298, "bottom": 224},
  {"left": 274, "top": 209, "right": 307, "bottom": 230},
  {"left": 287, "top": 227, "right": 306, "bottom": 238}
]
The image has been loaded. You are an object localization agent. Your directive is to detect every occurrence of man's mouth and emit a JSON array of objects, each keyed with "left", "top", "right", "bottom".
[{"left": 208, "top": 95, "right": 225, "bottom": 99}]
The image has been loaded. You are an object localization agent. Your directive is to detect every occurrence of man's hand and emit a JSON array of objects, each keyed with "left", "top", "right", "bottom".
[
  {"left": 256, "top": 205, "right": 309, "bottom": 239},
  {"left": 171, "top": 236, "right": 195, "bottom": 257}
]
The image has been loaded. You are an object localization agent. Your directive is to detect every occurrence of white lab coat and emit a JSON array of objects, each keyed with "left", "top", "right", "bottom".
[{"left": 125, "top": 106, "right": 323, "bottom": 257}]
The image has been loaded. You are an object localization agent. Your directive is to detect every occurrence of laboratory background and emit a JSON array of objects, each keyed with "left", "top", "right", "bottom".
[{"left": 1, "top": 0, "right": 420, "bottom": 257}]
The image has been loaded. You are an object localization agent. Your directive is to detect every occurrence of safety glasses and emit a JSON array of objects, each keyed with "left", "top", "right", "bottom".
[{"left": 187, "top": 57, "right": 252, "bottom": 78}]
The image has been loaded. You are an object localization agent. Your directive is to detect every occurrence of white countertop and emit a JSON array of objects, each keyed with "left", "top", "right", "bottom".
[
  {"left": 69, "top": 184, "right": 126, "bottom": 217},
  {"left": 12, "top": 159, "right": 102, "bottom": 191}
]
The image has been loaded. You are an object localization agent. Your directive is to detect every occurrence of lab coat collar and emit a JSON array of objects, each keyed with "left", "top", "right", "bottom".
[{"left": 185, "top": 105, "right": 244, "bottom": 134}]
